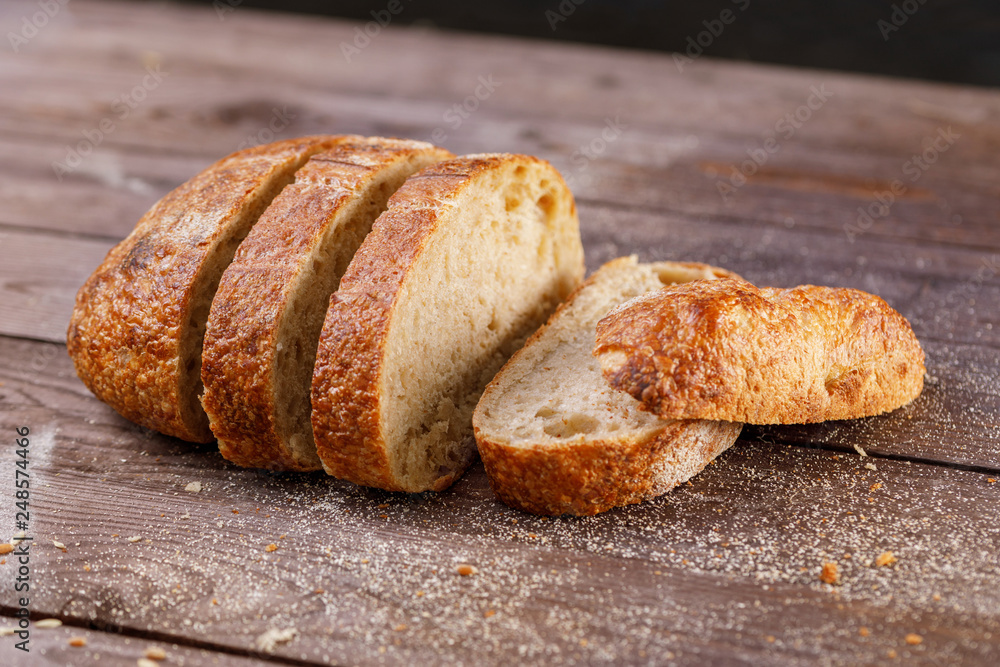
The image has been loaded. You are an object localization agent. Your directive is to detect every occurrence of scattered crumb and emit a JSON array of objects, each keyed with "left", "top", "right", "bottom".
[
  {"left": 255, "top": 627, "right": 298, "bottom": 653},
  {"left": 68, "top": 636, "right": 87, "bottom": 647},
  {"left": 0, "top": 543, "right": 12, "bottom": 555},
  {"left": 143, "top": 646, "right": 167, "bottom": 660},
  {"left": 932, "top": 593, "right": 941, "bottom": 601},
  {"left": 265, "top": 543, "right": 278, "bottom": 553},
  {"left": 580, "top": 639, "right": 588, "bottom": 647},
  {"left": 988, "top": 478, "right": 996, "bottom": 484},
  {"left": 853, "top": 444, "right": 868, "bottom": 457},
  {"left": 820, "top": 562, "right": 840, "bottom": 585},
  {"left": 184, "top": 481, "right": 202, "bottom": 493},
  {"left": 865, "top": 463, "right": 877, "bottom": 471},
  {"left": 859, "top": 627, "right": 870, "bottom": 637},
  {"left": 84, "top": 565, "right": 91, "bottom": 572},
  {"left": 765, "top": 635, "right": 775, "bottom": 643},
  {"left": 416, "top": 591, "right": 424, "bottom": 597},
  {"left": 484, "top": 609, "right": 496, "bottom": 618},
  {"left": 138, "top": 659, "right": 159, "bottom": 667},
  {"left": 876, "top": 551, "right": 898, "bottom": 567},
  {"left": 888, "top": 649, "right": 898, "bottom": 658},
  {"left": 869, "top": 483, "right": 882, "bottom": 492},
  {"left": 53, "top": 540, "right": 67, "bottom": 552},
  {"left": 35, "top": 618, "right": 62, "bottom": 628},
  {"left": 127, "top": 536, "right": 141, "bottom": 543},
  {"left": 905, "top": 633, "right": 923, "bottom": 645},
  {"left": 457, "top": 564, "right": 478, "bottom": 576},
  {"left": 394, "top": 624, "right": 407, "bottom": 632}
]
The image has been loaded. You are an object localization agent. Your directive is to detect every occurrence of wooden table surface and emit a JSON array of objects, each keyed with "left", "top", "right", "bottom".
[{"left": 1, "top": 1, "right": 998, "bottom": 664}]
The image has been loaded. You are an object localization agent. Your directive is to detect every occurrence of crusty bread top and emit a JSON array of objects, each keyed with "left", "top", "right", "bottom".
[
  {"left": 201, "top": 137, "right": 452, "bottom": 471},
  {"left": 594, "top": 279, "right": 926, "bottom": 424},
  {"left": 67, "top": 135, "right": 348, "bottom": 442}
]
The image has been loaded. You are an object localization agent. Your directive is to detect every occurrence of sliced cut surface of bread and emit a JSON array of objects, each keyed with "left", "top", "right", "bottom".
[
  {"left": 201, "top": 138, "right": 453, "bottom": 471},
  {"left": 473, "top": 256, "right": 744, "bottom": 516},
  {"left": 311, "top": 154, "right": 584, "bottom": 493},
  {"left": 67, "top": 135, "right": 350, "bottom": 442},
  {"left": 594, "top": 279, "right": 926, "bottom": 424}
]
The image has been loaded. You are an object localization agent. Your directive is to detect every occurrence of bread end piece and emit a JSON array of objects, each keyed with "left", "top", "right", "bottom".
[{"left": 594, "top": 279, "right": 926, "bottom": 424}]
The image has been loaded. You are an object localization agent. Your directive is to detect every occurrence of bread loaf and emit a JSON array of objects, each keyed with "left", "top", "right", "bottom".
[
  {"left": 594, "top": 279, "right": 925, "bottom": 423},
  {"left": 201, "top": 138, "right": 453, "bottom": 470},
  {"left": 473, "top": 257, "right": 743, "bottom": 516},
  {"left": 67, "top": 136, "right": 349, "bottom": 441},
  {"left": 311, "top": 154, "right": 584, "bottom": 492}
]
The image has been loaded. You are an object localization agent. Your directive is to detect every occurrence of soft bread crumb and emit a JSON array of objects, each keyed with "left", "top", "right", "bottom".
[{"left": 820, "top": 562, "right": 840, "bottom": 585}]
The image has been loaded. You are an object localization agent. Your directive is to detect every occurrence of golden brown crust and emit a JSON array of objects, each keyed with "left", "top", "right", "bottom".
[
  {"left": 201, "top": 138, "right": 452, "bottom": 471},
  {"left": 66, "top": 135, "right": 347, "bottom": 442},
  {"left": 594, "top": 279, "right": 926, "bottom": 424},
  {"left": 311, "top": 154, "right": 577, "bottom": 492},
  {"left": 476, "top": 420, "right": 741, "bottom": 516}
]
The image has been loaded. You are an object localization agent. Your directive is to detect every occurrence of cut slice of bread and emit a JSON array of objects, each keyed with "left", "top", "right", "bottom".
[
  {"left": 67, "top": 135, "right": 350, "bottom": 442},
  {"left": 201, "top": 138, "right": 453, "bottom": 471},
  {"left": 594, "top": 279, "right": 925, "bottom": 424},
  {"left": 311, "top": 154, "right": 584, "bottom": 493},
  {"left": 473, "top": 257, "right": 744, "bottom": 516}
]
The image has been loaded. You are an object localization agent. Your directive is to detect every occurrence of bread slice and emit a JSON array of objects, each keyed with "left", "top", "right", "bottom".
[
  {"left": 594, "top": 279, "right": 925, "bottom": 424},
  {"left": 67, "top": 136, "right": 350, "bottom": 442},
  {"left": 473, "top": 257, "right": 744, "bottom": 516},
  {"left": 311, "top": 154, "right": 584, "bottom": 493},
  {"left": 201, "top": 138, "right": 452, "bottom": 471}
]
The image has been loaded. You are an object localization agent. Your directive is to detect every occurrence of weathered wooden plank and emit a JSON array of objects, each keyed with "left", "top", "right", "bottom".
[
  {"left": 0, "top": 230, "right": 109, "bottom": 344},
  {"left": 3, "top": 198, "right": 996, "bottom": 348},
  {"left": 0, "top": 397, "right": 997, "bottom": 665},
  {"left": 0, "top": 621, "right": 266, "bottom": 666},
  {"left": 1, "top": 3, "right": 999, "bottom": 251}
]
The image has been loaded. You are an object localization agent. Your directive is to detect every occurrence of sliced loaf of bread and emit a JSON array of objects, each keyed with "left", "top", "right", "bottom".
[
  {"left": 473, "top": 257, "right": 744, "bottom": 516},
  {"left": 67, "top": 136, "right": 349, "bottom": 442},
  {"left": 201, "top": 138, "right": 453, "bottom": 471},
  {"left": 311, "top": 154, "right": 584, "bottom": 492}
]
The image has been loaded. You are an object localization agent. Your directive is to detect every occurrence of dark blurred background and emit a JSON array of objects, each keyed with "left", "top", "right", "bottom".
[{"left": 178, "top": 0, "right": 1000, "bottom": 88}]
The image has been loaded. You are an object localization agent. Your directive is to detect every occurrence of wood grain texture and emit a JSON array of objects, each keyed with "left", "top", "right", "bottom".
[
  {"left": 1, "top": 0, "right": 998, "bottom": 664},
  {"left": 1, "top": 2, "right": 999, "bottom": 253},
  {"left": 1, "top": 366, "right": 999, "bottom": 665},
  {"left": 0, "top": 622, "right": 265, "bottom": 666}
]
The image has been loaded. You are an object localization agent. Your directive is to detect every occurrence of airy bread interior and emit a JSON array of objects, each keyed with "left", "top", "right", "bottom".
[
  {"left": 379, "top": 159, "right": 583, "bottom": 491},
  {"left": 475, "top": 257, "right": 730, "bottom": 447}
]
